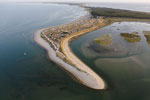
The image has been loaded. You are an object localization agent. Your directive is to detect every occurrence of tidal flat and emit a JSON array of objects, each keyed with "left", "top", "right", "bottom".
[
  {"left": 70, "top": 21, "right": 150, "bottom": 100},
  {"left": 74, "top": 22, "right": 150, "bottom": 58}
]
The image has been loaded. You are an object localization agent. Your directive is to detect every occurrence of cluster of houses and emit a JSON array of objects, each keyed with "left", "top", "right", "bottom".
[{"left": 41, "top": 15, "right": 102, "bottom": 52}]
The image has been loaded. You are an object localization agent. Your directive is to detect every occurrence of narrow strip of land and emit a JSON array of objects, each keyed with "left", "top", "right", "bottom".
[
  {"left": 34, "top": 5, "right": 150, "bottom": 90},
  {"left": 60, "top": 19, "right": 105, "bottom": 89},
  {"left": 35, "top": 15, "right": 107, "bottom": 90}
]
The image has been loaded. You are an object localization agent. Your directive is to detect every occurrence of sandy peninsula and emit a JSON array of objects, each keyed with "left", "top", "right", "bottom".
[{"left": 34, "top": 15, "right": 108, "bottom": 90}]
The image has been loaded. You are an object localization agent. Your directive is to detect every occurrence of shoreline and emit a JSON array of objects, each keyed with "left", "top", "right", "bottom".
[
  {"left": 34, "top": 26, "right": 106, "bottom": 90},
  {"left": 34, "top": 14, "right": 150, "bottom": 90}
]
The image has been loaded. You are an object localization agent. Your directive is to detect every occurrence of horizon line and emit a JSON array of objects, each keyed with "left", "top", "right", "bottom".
[{"left": 1, "top": 1, "right": 150, "bottom": 3}]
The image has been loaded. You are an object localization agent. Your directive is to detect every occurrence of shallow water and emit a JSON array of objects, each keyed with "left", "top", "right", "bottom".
[
  {"left": 1, "top": 2, "right": 150, "bottom": 100},
  {"left": 71, "top": 22, "right": 150, "bottom": 100}
]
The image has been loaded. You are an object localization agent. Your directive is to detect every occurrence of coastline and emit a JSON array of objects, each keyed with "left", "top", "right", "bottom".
[
  {"left": 34, "top": 27, "right": 106, "bottom": 90},
  {"left": 34, "top": 14, "right": 150, "bottom": 90}
]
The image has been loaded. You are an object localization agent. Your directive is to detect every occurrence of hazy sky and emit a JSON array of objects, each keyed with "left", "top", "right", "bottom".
[{"left": 0, "top": 0, "right": 150, "bottom": 3}]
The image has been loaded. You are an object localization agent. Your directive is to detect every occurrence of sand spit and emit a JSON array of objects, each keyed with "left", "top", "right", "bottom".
[{"left": 34, "top": 17, "right": 106, "bottom": 90}]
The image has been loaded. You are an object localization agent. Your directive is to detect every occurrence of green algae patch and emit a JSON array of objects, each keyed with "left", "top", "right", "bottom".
[
  {"left": 120, "top": 32, "right": 141, "bottom": 43},
  {"left": 94, "top": 34, "right": 112, "bottom": 46},
  {"left": 143, "top": 31, "right": 150, "bottom": 44}
]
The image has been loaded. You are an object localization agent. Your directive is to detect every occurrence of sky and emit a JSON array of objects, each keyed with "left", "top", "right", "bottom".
[{"left": 0, "top": 0, "right": 150, "bottom": 3}]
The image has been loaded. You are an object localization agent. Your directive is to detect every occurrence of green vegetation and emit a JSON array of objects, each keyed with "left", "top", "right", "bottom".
[
  {"left": 90, "top": 7, "right": 150, "bottom": 19},
  {"left": 143, "top": 31, "right": 150, "bottom": 44},
  {"left": 120, "top": 32, "right": 141, "bottom": 43},
  {"left": 94, "top": 34, "right": 112, "bottom": 46}
]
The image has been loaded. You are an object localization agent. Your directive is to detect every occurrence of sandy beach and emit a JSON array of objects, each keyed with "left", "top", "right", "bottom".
[{"left": 34, "top": 23, "right": 106, "bottom": 89}]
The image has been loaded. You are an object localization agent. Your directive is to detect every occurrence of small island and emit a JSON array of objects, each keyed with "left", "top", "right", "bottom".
[
  {"left": 120, "top": 32, "right": 141, "bottom": 43},
  {"left": 143, "top": 31, "right": 150, "bottom": 44},
  {"left": 34, "top": 6, "right": 150, "bottom": 90},
  {"left": 94, "top": 34, "right": 112, "bottom": 46}
]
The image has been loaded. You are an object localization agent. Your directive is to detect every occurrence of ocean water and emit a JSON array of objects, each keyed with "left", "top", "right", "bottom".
[
  {"left": 1, "top": 2, "right": 150, "bottom": 100},
  {"left": 0, "top": 3, "right": 89, "bottom": 100}
]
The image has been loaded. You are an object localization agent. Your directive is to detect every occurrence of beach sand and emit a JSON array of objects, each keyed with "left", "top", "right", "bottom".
[{"left": 34, "top": 26, "right": 105, "bottom": 89}]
